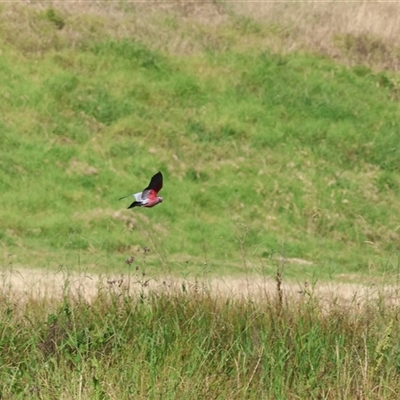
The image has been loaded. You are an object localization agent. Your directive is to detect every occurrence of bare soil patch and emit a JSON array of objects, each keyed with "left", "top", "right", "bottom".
[{"left": 2, "top": 267, "right": 400, "bottom": 309}]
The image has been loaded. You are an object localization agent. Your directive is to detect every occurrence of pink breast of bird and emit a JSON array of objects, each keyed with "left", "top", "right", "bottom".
[{"left": 144, "top": 189, "right": 163, "bottom": 207}]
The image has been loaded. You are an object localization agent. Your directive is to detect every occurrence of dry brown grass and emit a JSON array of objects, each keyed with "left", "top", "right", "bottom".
[
  {"left": 233, "top": 1, "right": 400, "bottom": 70},
  {"left": 3, "top": 0, "right": 400, "bottom": 69},
  {"left": 0, "top": 0, "right": 228, "bottom": 56},
  {"left": 3, "top": 267, "right": 400, "bottom": 312}
]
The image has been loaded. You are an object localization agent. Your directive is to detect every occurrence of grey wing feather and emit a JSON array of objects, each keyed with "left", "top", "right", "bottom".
[
  {"left": 134, "top": 192, "right": 143, "bottom": 202},
  {"left": 119, "top": 192, "right": 143, "bottom": 202},
  {"left": 140, "top": 189, "right": 150, "bottom": 201}
]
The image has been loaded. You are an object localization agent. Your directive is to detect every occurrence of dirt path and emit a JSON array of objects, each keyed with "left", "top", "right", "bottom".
[{"left": 1, "top": 267, "right": 400, "bottom": 307}]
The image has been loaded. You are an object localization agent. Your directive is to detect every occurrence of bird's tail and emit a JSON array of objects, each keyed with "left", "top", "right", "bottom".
[
  {"left": 128, "top": 201, "right": 142, "bottom": 209},
  {"left": 118, "top": 195, "right": 130, "bottom": 200}
]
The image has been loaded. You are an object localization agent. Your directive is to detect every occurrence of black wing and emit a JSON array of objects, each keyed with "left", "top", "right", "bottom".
[{"left": 143, "top": 171, "right": 163, "bottom": 194}]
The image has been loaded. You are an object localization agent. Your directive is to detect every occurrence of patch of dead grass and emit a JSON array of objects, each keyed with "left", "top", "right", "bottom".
[
  {"left": 233, "top": 1, "right": 400, "bottom": 70},
  {"left": 2, "top": 267, "right": 400, "bottom": 311},
  {"left": 3, "top": 1, "right": 400, "bottom": 69},
  {"left": 0, "top": 1, "right": 228, "bottom": 55}
]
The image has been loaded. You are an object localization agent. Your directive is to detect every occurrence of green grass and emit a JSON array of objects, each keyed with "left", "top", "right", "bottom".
[
  {"left": 0, "top": 278, "right": 399, "bottom": 399},
  {"left": 1, "top": 3, "right": 400, "bottom": 397},
  {"left": 0, "top": 2, "right": 400, "bottom": 280}
]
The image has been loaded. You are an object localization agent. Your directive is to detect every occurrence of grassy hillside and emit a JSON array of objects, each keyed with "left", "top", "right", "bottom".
[{"left": 1, "top": 2, "right": 400, "bottom": 280}]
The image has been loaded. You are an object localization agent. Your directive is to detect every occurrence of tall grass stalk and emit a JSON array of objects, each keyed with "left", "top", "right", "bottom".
[{"left": 0, "top": 274, "right": 399, "bottom": 399}]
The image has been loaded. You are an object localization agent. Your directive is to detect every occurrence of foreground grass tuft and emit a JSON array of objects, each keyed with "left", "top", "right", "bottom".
[{"left": 0, "top": 278, "right": 399, "bottom": 399}]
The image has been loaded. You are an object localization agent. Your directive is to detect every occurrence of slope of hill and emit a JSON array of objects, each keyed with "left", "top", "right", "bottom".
[{"left": 1, "top": 2, "right": 399, "bottom": 280}]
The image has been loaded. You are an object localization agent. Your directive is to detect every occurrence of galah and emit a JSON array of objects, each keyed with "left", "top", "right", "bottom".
[{"left": 119, "top": 171, "right": 164, "bottom": 209}]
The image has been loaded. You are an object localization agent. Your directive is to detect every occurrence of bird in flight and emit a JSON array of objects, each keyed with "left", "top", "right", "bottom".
[{"left": 119, "top": 171, "right": 164, "bottom": 209}]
